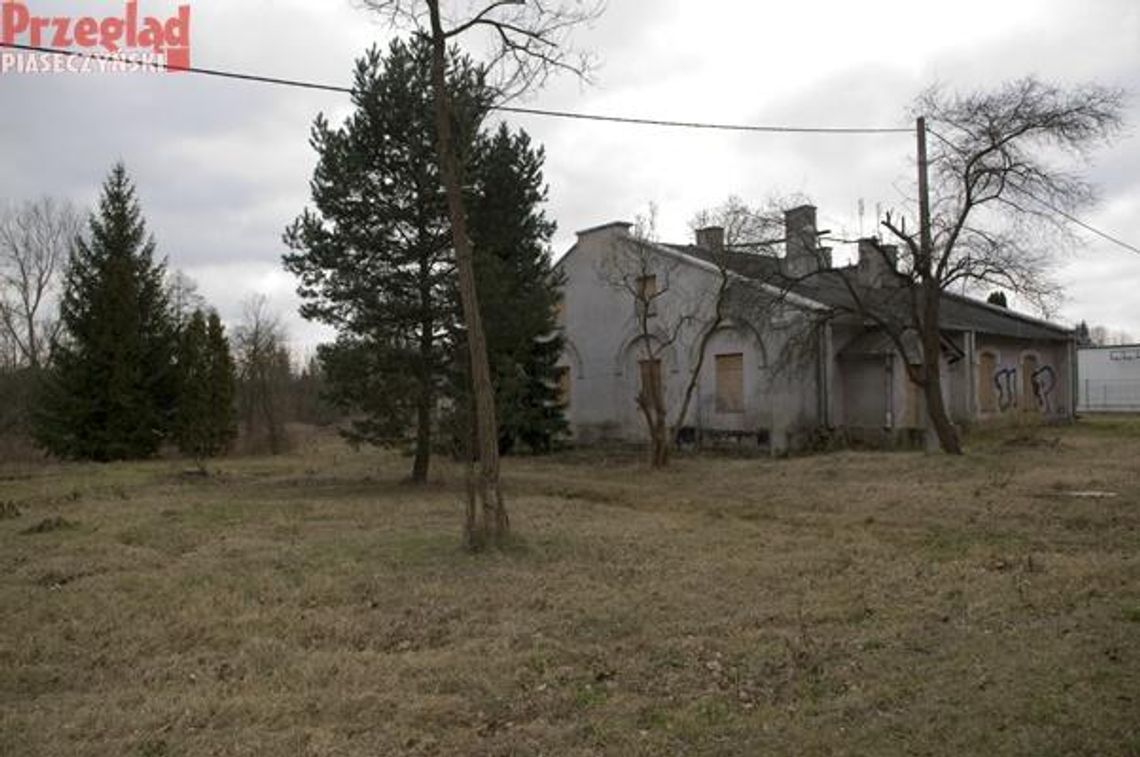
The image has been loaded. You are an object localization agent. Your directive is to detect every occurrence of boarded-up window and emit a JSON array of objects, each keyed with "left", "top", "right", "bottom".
[
  {"left": 978, "top": 352, "right": 997, "bottom": 413},
  {"left": 639, "top": 358, "right": 662, "bottom": 403},
  {"left": 1022, "top": 354, "right": 1038, "bottom": 412},
  {"left": 555, "top": 366, "right": 571, "bottom": 407},
  {"left": 904, "top": 373, "right": 924, "bottom": 427},
  {"left": 715, "top": 353, "right": 744, "bottom": 413},
  {"left": 636, "top": 275, "right": 657, "bottom": 318}
]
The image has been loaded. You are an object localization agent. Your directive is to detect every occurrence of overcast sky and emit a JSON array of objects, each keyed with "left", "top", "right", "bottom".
[{"left": 2, "top": 0, "right": 1138, "bottom": 352}]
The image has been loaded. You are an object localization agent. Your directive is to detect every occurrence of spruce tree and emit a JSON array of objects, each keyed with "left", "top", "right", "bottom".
[
  {"left": 204, "top": 311, "right": 237, "bottom": 454},
  {"left": 35, "top": 164, "right": 176, "bottom": 460},
  {"left": 467, "top": 124, "right": 567, "bottom": 453},
  {"left": 172, "top": 310, "right": 210, "bottom": 457},
  {"left": 171, "top": 309, "right": 235, "bottom": 460}
]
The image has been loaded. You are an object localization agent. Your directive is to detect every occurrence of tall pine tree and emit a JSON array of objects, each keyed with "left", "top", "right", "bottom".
[
  {"left": 284, "top": 40, "right": 567, "bottom": 478},
  {"left": 35, "top": 164, "right": 176, "bottom": 460},
  {"left": 283, "top": 38, "right": 489, "bottom": 483}
]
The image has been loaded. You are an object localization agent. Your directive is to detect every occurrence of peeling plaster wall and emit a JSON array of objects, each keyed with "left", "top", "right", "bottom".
[
  {"left": 973, "top": 335, "right": 1072, "bottom": 419},
  {"left": 556, "top": 225, "right": 820, "bottom": 452}
]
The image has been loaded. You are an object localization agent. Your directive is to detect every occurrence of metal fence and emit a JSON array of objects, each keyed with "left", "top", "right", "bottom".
[{"left": 1079, "top": 379, "right": 1140, "bottom": 412}]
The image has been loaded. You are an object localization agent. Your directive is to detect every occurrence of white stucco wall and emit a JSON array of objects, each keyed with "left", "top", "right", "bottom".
[{"left": 555, "top": 224, "right": 821, "bottom": 450}]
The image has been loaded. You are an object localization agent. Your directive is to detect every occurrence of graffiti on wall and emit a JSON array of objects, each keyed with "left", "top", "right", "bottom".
[
  {"left": 990, "top": 362, "right": 1057, "bottom": 413},
  {"left": 994, "top": 368, "right": 1018, "bottom": 411},
  {"left": 1031, "top": 365, "right": 1056, "bottom": 413}
]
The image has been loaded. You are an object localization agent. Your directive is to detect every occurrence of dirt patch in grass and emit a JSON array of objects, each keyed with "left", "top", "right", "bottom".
[
  {"left": 1002, "top": 433, "right": 1062, "bottom": 449},
  {"left": 1, "top": 419, "right": 1138, "bottom": 755},
  {"left": 20, "top": 516, "right": 76, "bottom": 535}
]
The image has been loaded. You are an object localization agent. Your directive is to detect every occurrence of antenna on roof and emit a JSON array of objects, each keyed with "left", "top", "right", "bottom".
[{"left": 857, "top": 198, "right": 865, "bottom": 238}]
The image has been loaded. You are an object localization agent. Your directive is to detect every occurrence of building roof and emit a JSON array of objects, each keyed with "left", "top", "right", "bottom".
[
  {"left": 674, "top": 244, "right": 1073, "bottom": 342},
  {"left": 1077, "top": 342, "right": 1140, "bottom": 351},
  {"left": 938, "top": 292, "right": 1073, "bottom": 341}
]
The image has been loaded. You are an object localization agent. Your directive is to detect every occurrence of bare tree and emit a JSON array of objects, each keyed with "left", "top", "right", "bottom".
[
  {"left": 0, "top": 322, "right": 17, "bottom": 371},
  {"left": 691, "top": 193, "right": 811, "bottom": 250},
  {"left": 599, "top": 207, "right": 744, "bottom": 468},
  {"left": 359, "top": 0, "right": 601, "bottom": 549},
  {"left": 691, "top": 195, "right": 832, "bottom": 377},
  {"left": 1088, "top": 325, "right": 1135, "bottom": 346},
  {"left": 0, "top": 197, "right": 80, "bottom": 369},
  {"left": 167, "top": 269, "right": 207, "bottom": 330},
  {"left": 235, "top": 295, "right": 291, "bottom": 455},
  {"left": 777, "top": 78, "right": 1123, "bottom": 454},
  {"left": 899, "top": 79, "right": 1122, "bottom": 452}
]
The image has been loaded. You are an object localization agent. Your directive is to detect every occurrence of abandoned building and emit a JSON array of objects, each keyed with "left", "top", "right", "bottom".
[{"left": 554, "top": 205, "right": 1077, "bottom": 451}]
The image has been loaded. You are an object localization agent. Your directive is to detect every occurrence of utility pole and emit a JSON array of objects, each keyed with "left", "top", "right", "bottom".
[
  {"left": 913, "top": 113, "right": 960, "bottom": 453},
  {"left": 916, "top": 116, "right": 933, "bottom": 270}
]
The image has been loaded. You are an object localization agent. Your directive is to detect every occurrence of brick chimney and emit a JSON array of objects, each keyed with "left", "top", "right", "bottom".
[
  {"left": 782, "top": 205, "right": 831, "bottom": 277},
  {"left": 856, "top": 238, "right": 898, "bottom": 287},
  {"left": 695, "top": 226, "right": 725, "bottom": 253}
]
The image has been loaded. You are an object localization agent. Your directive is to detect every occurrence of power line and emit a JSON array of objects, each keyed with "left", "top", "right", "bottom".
[
  {"left": 4, "top": 41, "right": 1135, "bottom": 254},
  {"left": 492, "top": 105, "right": 909, "bottom": 134},
  {"left": 924, "top": 125, "right": 1140, "bottom": 257},
  {"left": 0, "top": 42, "right": 911, "bottom": 135},
  {"left": 1006, "top": 184, "right": 1140, "bottom": 256}
]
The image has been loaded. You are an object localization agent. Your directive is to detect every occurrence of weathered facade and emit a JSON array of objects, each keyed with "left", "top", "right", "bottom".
[
  {"left": 555, "top": 221, "right": 822, "bottom": 450},
  {"left": 555, "top": 206, "right": 1076, "bottom": 452}
]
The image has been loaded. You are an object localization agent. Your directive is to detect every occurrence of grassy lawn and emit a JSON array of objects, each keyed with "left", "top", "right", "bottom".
[{"left": 2, "top": 418, "right": 1138, "bottom": 756}]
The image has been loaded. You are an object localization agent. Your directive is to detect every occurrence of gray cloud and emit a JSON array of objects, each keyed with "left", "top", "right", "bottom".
[{"left": 1, "top": 0, "right": 1137, "bottom": 349}]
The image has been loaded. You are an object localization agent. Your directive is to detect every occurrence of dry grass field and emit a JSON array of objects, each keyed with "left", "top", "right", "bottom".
[{"left": 1, "top": 417, "right": 1138, "bottom": 756}]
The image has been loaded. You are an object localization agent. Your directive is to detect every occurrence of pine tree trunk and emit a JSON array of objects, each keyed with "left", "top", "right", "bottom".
[
  {"left": 411, "top": 272, "right": 434, "bottom": 485},
  {"left": 426, "top": 1, "right": 508, "bottom": 548},
  {"left": 411, "top": 386, "right": 432, "bottom": 484}
]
